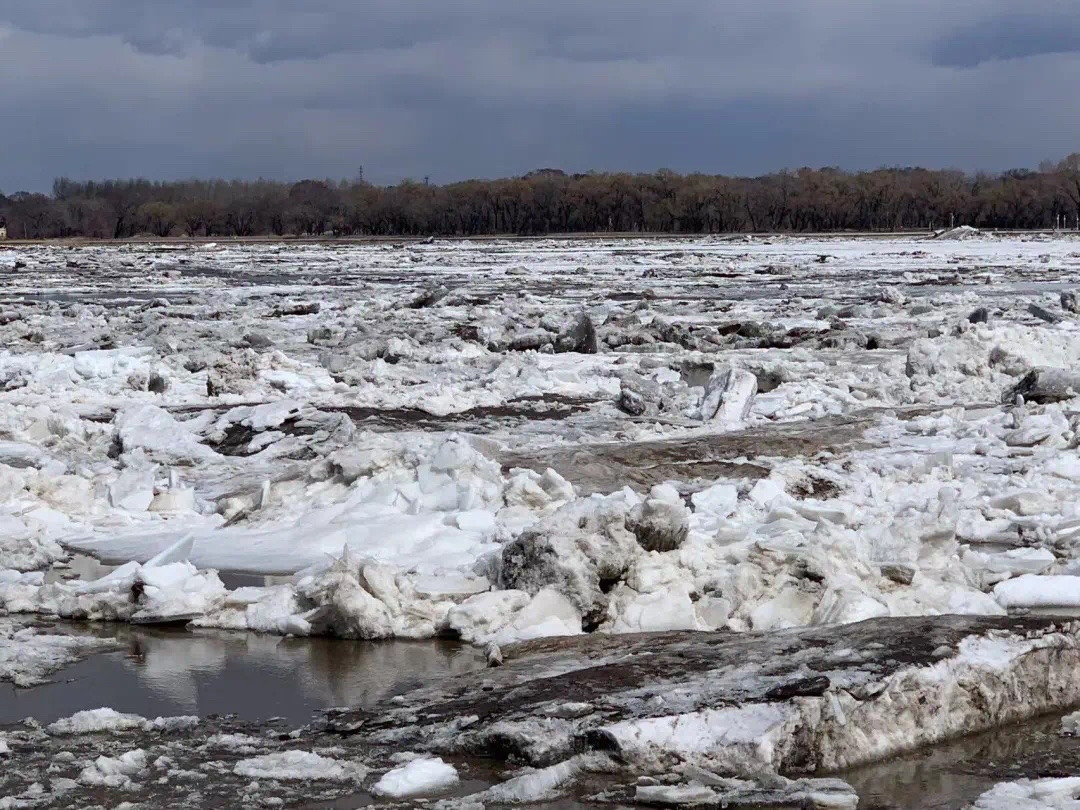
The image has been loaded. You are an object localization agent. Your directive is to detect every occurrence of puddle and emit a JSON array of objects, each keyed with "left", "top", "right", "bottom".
[
  {"left": 1, "top": 623, "right": 484, "bottom": 727},
  {"left": 43, "top": 553, "right": 115, "bottom": 584},
  {"left": 840, "top": 714, "right": 1080, "bottom": 809}
]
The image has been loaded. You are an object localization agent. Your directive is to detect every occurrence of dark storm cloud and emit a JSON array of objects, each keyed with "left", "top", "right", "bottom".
[
  {"left": 1, "top": 0, "right": 1079, "bottom": 192},
  {"left": 930, "top": 12, "right": 1080, "bottom": 67}
]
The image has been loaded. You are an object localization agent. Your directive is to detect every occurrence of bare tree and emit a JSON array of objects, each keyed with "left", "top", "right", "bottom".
[
  {"left": 138, "top": 201, "right": 177, "bottom": 237},
  {"left": 9, "top": 159, "right": 1079, "bottom": 242}
]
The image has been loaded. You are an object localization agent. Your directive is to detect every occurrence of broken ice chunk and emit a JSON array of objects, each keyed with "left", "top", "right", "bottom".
[
  {"left": 372, "top": 757, "right": 458, "bottom": 798},
  {"left": 698, "top": 367, "right": 757, "bottom": 423},
  {"left": 994, "top": 575, "right": 1080, "bottom": 611}
]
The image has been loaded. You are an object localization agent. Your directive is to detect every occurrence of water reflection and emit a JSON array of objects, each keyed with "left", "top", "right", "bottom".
[
  {"left": 842, "top": 715, "right": 1080, "bottom": 809},
  {"left": 1, "top": 623, "right": 484, "bottom": 726},
  {"left": 43, "top": 553, "right": 115, "bottom": 585}
]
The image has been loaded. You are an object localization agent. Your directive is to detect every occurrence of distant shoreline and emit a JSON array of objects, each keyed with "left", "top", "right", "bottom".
[{"left": 3, "top": 228, "right": 1074, "bottom": 247}]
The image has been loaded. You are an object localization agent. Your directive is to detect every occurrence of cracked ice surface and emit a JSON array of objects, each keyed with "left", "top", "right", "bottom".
[{"left": 0, "top": 235, "right": 1079, "bottom": 649}]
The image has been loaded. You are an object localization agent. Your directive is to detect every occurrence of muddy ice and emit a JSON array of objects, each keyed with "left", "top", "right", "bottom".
[{"left": 2, "top": 232, "right": 1080, "bottom": 806}]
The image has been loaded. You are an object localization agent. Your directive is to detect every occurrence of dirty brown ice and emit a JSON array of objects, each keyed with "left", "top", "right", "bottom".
[{"left": 316, "top": 616, "right": 1080, "bottom": 807}]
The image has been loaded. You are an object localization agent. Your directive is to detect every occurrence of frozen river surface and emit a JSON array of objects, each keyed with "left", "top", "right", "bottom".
[{"left": 2, "top": 231, "right": 1080, "bottom": 807}]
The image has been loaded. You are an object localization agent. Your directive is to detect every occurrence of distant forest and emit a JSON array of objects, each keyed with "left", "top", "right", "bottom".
[{"left": 5, "top": 157, "right": 1080, "bottom": 239}]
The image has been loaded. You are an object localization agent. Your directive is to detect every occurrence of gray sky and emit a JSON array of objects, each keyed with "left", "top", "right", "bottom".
[{"left": 2, "top": 0, "right": 1079, "bottom": 192}]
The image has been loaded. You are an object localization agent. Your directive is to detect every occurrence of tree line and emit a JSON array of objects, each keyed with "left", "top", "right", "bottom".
[{"left": 4, "top": 157, "right": 1080, "bottom": 239}]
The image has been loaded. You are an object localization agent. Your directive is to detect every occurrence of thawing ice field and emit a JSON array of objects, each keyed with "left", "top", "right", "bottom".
[{"left": 3, "top": 231, "right": 1080, "bottom": 807}]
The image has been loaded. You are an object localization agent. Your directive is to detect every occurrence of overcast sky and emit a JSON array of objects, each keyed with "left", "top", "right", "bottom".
[{"left": 2, "top": 0, "right": 1080, "bottom": 192}]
